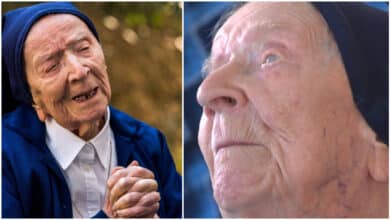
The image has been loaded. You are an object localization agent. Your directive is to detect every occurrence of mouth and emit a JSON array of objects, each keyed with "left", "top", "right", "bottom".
[
  {"left": 213, "top": 140, "right": 261, "bottom": 154},
  {"left": 72, "top": 87, "right": 98, "bottom": 103}
]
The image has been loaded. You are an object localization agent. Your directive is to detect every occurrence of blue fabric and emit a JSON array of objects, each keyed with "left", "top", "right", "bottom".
[
  {"left": 92, "top": 210, "right": 108, "bottom": 218},
  {"left": 2, "top": 2, "right": 99, "bottom": 104},
  {"left": 2, "top": 104, "right": 182, "bottom": 218}
]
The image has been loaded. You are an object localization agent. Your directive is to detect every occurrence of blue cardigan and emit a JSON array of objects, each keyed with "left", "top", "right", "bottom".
[{"left": 2, "top": 104, "right": 182, "bottom": 218}]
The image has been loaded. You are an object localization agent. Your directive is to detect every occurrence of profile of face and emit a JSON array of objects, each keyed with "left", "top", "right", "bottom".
[
  {"left": 24, "top": 14, "right": 111, "bottom": 131},
  {"left": 197, "top": 2, "right": 387, "bottom": 217}
]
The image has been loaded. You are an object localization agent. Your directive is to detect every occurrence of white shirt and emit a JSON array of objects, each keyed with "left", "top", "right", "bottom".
[{"left": 45, "top": 108, "right": 117, "bottom": 218}]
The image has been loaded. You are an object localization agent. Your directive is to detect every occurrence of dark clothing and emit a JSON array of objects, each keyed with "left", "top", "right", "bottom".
[{"left": 2, "top": 104, "right": 182, "bottom": 218}]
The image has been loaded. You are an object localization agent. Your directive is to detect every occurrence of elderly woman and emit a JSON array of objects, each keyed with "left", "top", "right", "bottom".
[
  {"left": 2, "top": 2, "right": 181, "bottom": 218},
  {"left": 196, "top": 2, "right": 388, "bottom": 217}
]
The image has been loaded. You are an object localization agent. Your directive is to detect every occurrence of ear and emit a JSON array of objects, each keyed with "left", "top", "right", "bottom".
[
  {"left": 32, "top": 104, "right": 48, "bottom": 122},
  {"left": 368, "top": 141, "right": 388, "bottom": 183}
]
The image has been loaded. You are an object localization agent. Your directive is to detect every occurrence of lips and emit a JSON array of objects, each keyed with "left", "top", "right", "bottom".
[{"left": 72, "top": 87, "right": 98, "bottom": 103}]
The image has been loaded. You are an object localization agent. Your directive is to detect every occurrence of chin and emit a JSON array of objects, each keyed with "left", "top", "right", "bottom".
[
  {"left": 214, "top": 181, "right": 270, "bottom": 218},
  {"left": 69, "top": 103, "right": 107, "bottom": 125},
  {"left": 82, "top": 105, "right": 107, "bottom": 122},
  {"left": 212, "top": 160, "right": 275, "bottom": 215},
  {"left": 213, "top": 168, "right": 260, "bottom": 210}
]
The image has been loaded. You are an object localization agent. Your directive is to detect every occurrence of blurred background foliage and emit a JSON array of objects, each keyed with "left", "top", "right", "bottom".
[{"left": 2, "top": 2, "right": 183, "bottom": 174}]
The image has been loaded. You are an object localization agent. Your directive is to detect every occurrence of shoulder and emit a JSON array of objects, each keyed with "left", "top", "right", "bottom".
[
  {"left": 3, "top": 104, "right": 42, "bottom": 133},
  {"left": 2, "top": 105, "right": 46, "bottom": 163},
  {"left": 109, "top": 106, "right": 171, "bottom": 167},
  {"left": 109, "top": 106, "right": 165, "bottom": 144}
]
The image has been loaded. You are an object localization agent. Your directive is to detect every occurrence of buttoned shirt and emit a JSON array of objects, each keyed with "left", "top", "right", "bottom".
[{"left": 45, "top": 108, "right": 117, "bottom": 218}]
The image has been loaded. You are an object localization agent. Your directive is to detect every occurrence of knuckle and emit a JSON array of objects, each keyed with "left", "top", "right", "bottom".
[
  {"left": 132, "top": 206, "right": 144, "bottom": 216},
  {"left": 132, "top": 167, "right": 143, "bottom": 176},
  {"left": 119, "top": 177, "right": 130, "bottom": 188},
  {"left": 151, "top": 180, "right": 158, "bottom": 190},
  {"left": 140, "top": 192, "right": 160, "bottom": 206},
  {"left": 153, "top": 202, "right": 160, "bottom": 211},
  {"left": 131, "top": 166, "right": 154, "bottom": 179},
  {"left": 107, "top": 169, "right": 125, "bottom": 188},
  {"left": 144, "top": 179, "right": 157, "bottom": 191},
  {"left": 112, "top": 166, "right": 124, "bottom": 174},
  {"left": 132, "top": 179, "right": 145, "bottom": 191},
  {"left": 153, "top": 191, "right": 161, "bottom": 201},
  {"left": 124, "top": 193, "right": 133, "bottom": 203},
  {"left": 126, "top": 192, "right": 142, "bottom": 203}
]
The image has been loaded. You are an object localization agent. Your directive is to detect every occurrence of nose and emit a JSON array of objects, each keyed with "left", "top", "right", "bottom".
[
  {"left": 196, "top": 63, "right": 247, "bottom": 116},
  {"left": 65, "top": 53, "right": 89, "bottom": 83}
]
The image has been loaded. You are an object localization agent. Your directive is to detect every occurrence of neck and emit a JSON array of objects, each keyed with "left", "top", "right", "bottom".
[
  {"left": 220, "top": 115, "right": 388, "bottom": 218},
  {"left": 297, "top": 112, "right": 388, "bottom": 217},
  {"left": 72, "top": 117, "right": 105, "bottom": 141}
]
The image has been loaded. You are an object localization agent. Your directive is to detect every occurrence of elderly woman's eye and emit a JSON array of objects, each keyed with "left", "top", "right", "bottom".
[
  {"left": 262, "top": 54, "right": 279, "bottom": 66},
  {"left": 46, "top": 63, "right": 59, "bottom": 73},
  {"left": 80, "top": 46, "right": 89, "bottom": 51}
]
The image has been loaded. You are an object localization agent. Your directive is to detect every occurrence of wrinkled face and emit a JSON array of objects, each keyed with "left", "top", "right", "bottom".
[
  {"left": 24, "top": 14, "right": 111, "bottom": 130},
  {"left": 197, "top": 2, "right": 355, "bottom": 216}
]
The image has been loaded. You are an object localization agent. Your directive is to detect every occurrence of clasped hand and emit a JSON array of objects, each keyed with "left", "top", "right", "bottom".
[{"left": 103, "top": 160, "right": 160, "bottom": 218}]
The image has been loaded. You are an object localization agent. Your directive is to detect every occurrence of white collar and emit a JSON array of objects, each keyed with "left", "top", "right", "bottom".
[{"left": 45, "top": 107, "right": 112, "bottom": 170}]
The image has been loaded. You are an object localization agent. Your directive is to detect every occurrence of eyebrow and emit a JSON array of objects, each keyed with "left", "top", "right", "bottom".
[
  {"left": 68, "top": 32, "right": 90, "bottom": 48},
  {"left": 34, "top": 51, "right": 61, "bottom": 68},
  {"left": 202, "top": 23, "right": 294, "bottom": 78},
  {"left": 33, "top": 32, "right": 90, "bottom": 66}
]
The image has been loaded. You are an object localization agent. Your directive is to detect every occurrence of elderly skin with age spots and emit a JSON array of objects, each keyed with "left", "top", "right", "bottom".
[
  {"left": 197, "top": 2, "right": 388, "bottom": 218},
  {"left": 2, "top": 3, "right": 181, "bottom": 218},
  {"left": 23, "top": 14, "right": 160, "bottom": 218}
]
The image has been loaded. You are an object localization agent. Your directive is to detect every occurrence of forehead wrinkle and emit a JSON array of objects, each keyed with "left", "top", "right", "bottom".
[
  {"left": 211, "top": 2, "right": 332, "bottom": 67},
  {"left": 283, "top": 6, "right": 329, "bottom": 52},
  {"left": 25, "top": 14, "right": 91, "bottom": 57},
  {"left": 29, "top": 30, "right": 89, "bottom": 68},
  {"left": 210, "top": 21, "right": 291, "bottom": 70}
]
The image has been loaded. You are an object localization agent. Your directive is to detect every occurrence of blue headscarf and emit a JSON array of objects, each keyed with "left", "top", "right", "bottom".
[{"left": 2, "top": 2, "right": 99, "bottom": 107}]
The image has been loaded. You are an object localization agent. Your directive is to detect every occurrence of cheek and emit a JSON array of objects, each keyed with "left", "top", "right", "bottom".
[
  {"left": 247, "top": 65, "right": 305, "bottom": 132},
  {"left": 281, "top": 142, "right": 336, "bottom": 198},
  {"left": 97, "top": 67, "right": 111, "bottom": 93},
  {"left": 89, "top": 54, "right": 111, "bottom": 97},
  {"left": 247, "top": 68, "right": 338, "bottom": 192},
  {"left": 29, "top": 75, "right": 67, "bottom": 105},
  {"left": 198, "top": 114, "right": 215, "bottom": 175}
]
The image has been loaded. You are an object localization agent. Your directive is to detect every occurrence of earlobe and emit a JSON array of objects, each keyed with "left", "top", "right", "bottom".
[
  {"left": 32, "top": 104, "right": 47, "bottom": 122},
  {"left": 368, "top": 142, "right": 388, "bottom": 183}
]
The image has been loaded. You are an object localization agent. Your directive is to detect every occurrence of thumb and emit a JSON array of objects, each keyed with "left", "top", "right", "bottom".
[
  {"left": 111, "top": 166, "right": 124, "bottom": 175},
  {"left": 128, "top": 160, "right": 139, "bottom": 167}
]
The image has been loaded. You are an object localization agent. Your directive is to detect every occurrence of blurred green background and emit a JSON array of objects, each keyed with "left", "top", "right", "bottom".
[{"left": 2, "top": 2, "right": 183, "bottom": 174}]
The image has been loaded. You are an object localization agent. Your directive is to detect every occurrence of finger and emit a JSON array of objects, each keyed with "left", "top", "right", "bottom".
[
  {"left": 111, "top": 166, "right": 124, "bottom": 175},
  {"left": 128, "top": 166, "right": 155, "bottom": 179},
  {"left": 103, "top": 189, "right": 114, "bottom": 217},
  {"left": 138, "top": 191, "right": 161, "bottom": 207},
  {"left": 141, "top": 213, "right": 159, "bottom": 218},
  {"left": 107, "top": 162, "right": 138, "bottom": 189},
  {"left": 107, "top": 167, "right": 127, "bottom": 189},
  {"left": 116, "top": 202, "right": 159, "bottom": 218},
  {"left": 130, "top": 179, "right": 158, "bottom": 193},
  {"left": 110, "top": 176, "right": 139, "bottom": 205},
  {"left": 128, "top": 160, "right": 139, "bottom": 167},
  {"left": 112, "top": 191, "right": 143, "bottom": 211},
  {"left": 107, "top": 165, "right": 154, "bottom": 189}
]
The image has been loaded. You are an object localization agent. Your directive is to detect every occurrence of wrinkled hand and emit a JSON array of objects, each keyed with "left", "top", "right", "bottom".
[{"left": 103, "top": 160, "right": 160, "bottom": 218}]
